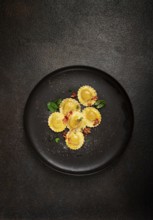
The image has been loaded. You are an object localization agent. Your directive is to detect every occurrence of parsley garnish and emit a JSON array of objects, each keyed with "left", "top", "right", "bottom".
[
  {"left": 55, "top": 137, "right": 60, "bottom": 143},
  {"left": 47, "top": 99, "right": 62, "bottom": 113},
  {"left": 76, "top": 105, "right": 79, "bottom": 110},
  {"left": 94, "top": 100, "right": 106, "bottom": 109},
  {"left": 56, "top": 98, "right": 62, "bottom": 106},
  {"left": 77, "top": 117, "right": 83, "bottom": 122}
]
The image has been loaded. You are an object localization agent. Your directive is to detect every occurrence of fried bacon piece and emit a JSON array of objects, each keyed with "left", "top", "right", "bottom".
[
  {"left": 91, "top": 96, "right": 98, "bottom": 101},
  {"left": 71, "top": 92, "right": 77, "bottom": 98},
  {"left": 63, "top": 115, "right": 69, "bottom": 124},
  {"left": 63, "top": 131, "right": 68, "bottom": 139},
  {"left": 87, "top": 102, "right": 92, "bottom": 107},
  {"left": 87, "top": 96, "right": 98, "bottom": 106},
  {"left": 67, "top": 110, "right": 73, "bottom": 118},
  {"left": 93, "top": 118, "right": 99, "bottom": 126},
  {"left": 62, "top": 111, "right": 73, "bottom": 124},
  {"left": 83, "top": 127, "right": 91, "bottom": 135}
]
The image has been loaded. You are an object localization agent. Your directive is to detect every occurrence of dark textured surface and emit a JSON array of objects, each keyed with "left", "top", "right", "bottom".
[
  {"left": 24, "top": 66, "right": 134, "bottom": 175},
  {"left": 0, "top": 0, "right": 153, "bottom": 219}
]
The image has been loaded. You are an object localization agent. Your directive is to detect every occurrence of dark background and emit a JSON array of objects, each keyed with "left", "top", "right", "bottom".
[{"left": 0, "top": 0, "right": 153, "bottom": 219}]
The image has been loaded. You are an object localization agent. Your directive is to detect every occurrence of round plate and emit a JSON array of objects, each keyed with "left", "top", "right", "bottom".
[{"left": 24, "top": 66, "right": 134, "bottom": 175}]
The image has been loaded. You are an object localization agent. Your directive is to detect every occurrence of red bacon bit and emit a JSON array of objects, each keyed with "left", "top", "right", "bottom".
[
  {"left": 63, "top": 116, "right": 68, "bottom": 124},
  {"left": 91, "top": 96, "right": 98, "bottom": 101},
  {"left": 83, "top": 127, "right": 91, "bottom": 135},
  {"left": 67, "top": 111, "right": 73, "bottom": 117},
  {"left": 87, "top": 102, "right": 92, "bottom": 107},
  {"left": 67, "top": 137, "right": 70, "bottom": 142},
  {"left": 63, "top": 131, "right": 68, "bottom": 139},
  {"left": 63, "top": 111, "right": 73, "bottom": 124},
  {"left": 71, "top": 92, "right": 77, "bottom": 98},
  {"left": 93, "top": 118, "right": 99, "bottom": 126}
]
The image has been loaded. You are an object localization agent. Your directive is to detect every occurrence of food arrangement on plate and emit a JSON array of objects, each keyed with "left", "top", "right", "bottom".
[{"left": 47, "top": 85, "right": 106, "bottom": 150}]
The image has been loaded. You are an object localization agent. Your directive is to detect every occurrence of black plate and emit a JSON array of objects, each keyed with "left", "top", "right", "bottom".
[{"left": 24, "top": 66, "right": 134, "bottom": 175}]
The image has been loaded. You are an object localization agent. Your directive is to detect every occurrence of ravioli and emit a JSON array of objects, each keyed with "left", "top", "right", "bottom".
[
  {"left": 60, "top": 98, "right": 81, "bottom": 115},
  {"left": 83, "top": 107, "right": 102, "bottom": 127},
  {"left": 48, "top": 112, "right": 66, "bottom": 132},
  {"left": 78, "top": 85, "right": 97, "bottom": 106},
  {"left": 67, "top": 112, "right": 86, "bottom": 131},
  {"left": 66, "top": 130, "right": 84, "bottom": 150},
  {"left": 47, "top": 85, "right": 105, "bottom": 150}
]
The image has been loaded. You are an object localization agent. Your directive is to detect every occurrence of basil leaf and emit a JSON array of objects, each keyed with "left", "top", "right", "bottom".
[
  {"left": 96, "top": 101, "right": 106, "bottom": 109},
  {"left": 77, "top": 117, "right": 83, "bottom": 122},
  {"left": 94, "top": 100, "right": 102, "bottom": 106},
  {"left": 55, "top": 137, "right": 60, "bottom": 143},
  {"left": 94, "top": 100, "right": 106, "bottom": 109},
  {"left": 50, "top": 102, "right": 58, "bottom": 109},
  {"left": 47, "top": 102, "right": 58, "bottom": 112},
  {"left": 56, "top": 98, "right": 62, "bottom": 106},
  {"left": 48, "top": 106, "right": 56, "bottom": 113}
]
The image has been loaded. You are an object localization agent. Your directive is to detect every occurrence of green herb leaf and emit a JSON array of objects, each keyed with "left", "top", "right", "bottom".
[
  {"left": 47, "top": 102, "right": 58, "bottom": 112},
  {"left": 94, "top": 100, "right": 102, "bottom": 106},
  {"left": 77, "top": 117, "right": 83, "bottom": 122},
  {"left": 76, "top": 105, "right": 79, "bottom": 110},
  {"left": 86, "top": 139, "right": 90, "bottom": 143},
  {"left": 55, "top": 137, "right": 60, "bottom": 143},
  {"left": 56, "top": 98, "right": 62, "bottom": 106},
  {"left": 68, "top": 89, "right": 73, "bottom": 92},
  {"left": 49, "top": 106, "right": 56, "bottom": 113},
  {"left": 47, "top": 99, "right": 63, "bottom": 113},
  {"left": 94, "top": 100, "right": 106, "bottom": 109},
  {"left": 50, "top": 102, "right": 58, "bottom": 109},
  {"left": 97, "top": 103, "right": 105, "bottom": 109}
]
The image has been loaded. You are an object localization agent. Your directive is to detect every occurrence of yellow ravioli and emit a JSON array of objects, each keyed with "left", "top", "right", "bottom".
[
  {"left": 78, "top": 85, "right": 97, "bottom": 106},
  {"left": 67, "top": 112, "right": 86, "bottom": 131},
  {"left": 59, "top": 98, "right": 81, "bottom": 115},
  {"left": 48, "top": 112, "right": 66, "bottom": 132},
  {"left": 66, "top": 130, "right": 84, "bottom": 150},
  {"left": 83, "top": 107, "right": 102, "bottom": 127}
]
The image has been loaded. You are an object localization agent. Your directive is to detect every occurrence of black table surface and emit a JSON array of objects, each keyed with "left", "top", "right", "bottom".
[{"left": 0, "top": 0, "right": 153, "bottom": 219}]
